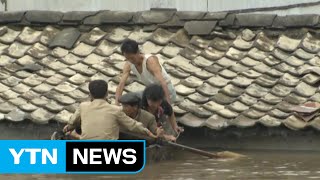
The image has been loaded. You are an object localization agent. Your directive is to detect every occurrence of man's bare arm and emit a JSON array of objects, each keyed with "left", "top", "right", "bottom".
[
  {"left": 115, "top": 62, "right": 131, "bottom": 105},
  {"left": 147, "top": 56, "right": 172, "bottom": 104}
]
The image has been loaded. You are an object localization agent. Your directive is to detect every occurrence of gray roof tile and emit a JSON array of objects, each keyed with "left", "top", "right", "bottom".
[
  {"left": 301, "top": 33, "right": 320, "bottom": 53},
  {"left": 25, "top": 11, "right": 63, "bottom": 24},
  {"left": 236, "top": 14, "right": 276, "bottom": 27},
  {"left": 0, "top": 12, "right": 25, "bottom": 23},
  {"left": 283, "top": 115, "right": 307, "bottom": 130},
  {"left": 232, "top": 36, "right": 253, "bottom": 50},
  {"left": 4, "top": 108, "right": 25, "bottom": 122},
  {"left": 49, "top": 28, "right": 81, "bottom": 49},
  {"left": 229, "top": 114, "right": 257, "bottom": 128},
  {"left": 204, "top": 114, "right": 228, "bottom": 130},
  {"left": 184, "top": 21, "right": 217, "bottom": 35},
  {"left": 277, "top": 35, "right": 301, "bottom": 52}
]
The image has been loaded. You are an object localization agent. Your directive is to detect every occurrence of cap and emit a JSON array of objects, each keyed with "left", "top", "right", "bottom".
[{"left": 119, "top": 92, "right": 141, "bottom": 104}]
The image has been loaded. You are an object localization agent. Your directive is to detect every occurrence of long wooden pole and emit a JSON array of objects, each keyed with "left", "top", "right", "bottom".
[{"left": 121, "top": 131, "right": 223, "bottom": 158}]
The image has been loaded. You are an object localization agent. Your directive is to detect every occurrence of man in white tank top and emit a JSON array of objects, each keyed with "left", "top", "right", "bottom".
[{"left": 115, "top": 39, "right": 176, "bottom": 105}]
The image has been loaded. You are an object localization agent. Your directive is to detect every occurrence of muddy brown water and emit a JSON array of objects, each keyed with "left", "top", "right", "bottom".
[{"left": 1, "top": 150, "right": 320, "bottom": 180}]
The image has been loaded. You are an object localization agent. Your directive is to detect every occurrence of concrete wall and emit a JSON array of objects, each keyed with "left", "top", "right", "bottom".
[{"left": 2, "top": 0, "right": 320, "bottom": 15}]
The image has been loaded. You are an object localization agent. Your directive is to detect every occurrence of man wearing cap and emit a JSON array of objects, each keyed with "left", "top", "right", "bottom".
[{"left": 119, "top": 92, "right": 177, "bottom": 142}]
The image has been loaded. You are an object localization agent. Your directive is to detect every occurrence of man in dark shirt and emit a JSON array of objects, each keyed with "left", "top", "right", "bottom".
[
  {"left": 141, "top": 84, "right": 184, "bottom": 136},
  {"left": 119, "top": 92, "right": 176, "bottom": 142}
]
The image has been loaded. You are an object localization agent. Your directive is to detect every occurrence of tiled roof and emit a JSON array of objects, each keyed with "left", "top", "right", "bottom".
[{"left": 1, "top": 10, "right": 320, "bottom": 131}]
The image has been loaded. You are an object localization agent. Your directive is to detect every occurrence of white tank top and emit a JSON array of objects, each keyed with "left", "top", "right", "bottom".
[{"left": 129, "top": 54, "right": 171, "bottom": 86}]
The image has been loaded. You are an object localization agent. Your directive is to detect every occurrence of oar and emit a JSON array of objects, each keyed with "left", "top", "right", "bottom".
[
  {"left": 164, "top": 141, "right": 219, "bottom": 158},
  {"left": 120, "top": 131, "right": 245, "bottom": 159}
]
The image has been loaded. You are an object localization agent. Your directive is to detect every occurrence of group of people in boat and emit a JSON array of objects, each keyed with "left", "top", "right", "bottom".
[{"left": 53, "top": 39, "right": 183, "bottom": 141}]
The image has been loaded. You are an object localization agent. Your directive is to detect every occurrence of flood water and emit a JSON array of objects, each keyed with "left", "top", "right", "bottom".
[{"left": 2, "top": 150, "right": 320, "bottom": 180}]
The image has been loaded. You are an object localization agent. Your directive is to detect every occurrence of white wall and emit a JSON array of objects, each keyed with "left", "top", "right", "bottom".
[
  {"left": 0, "top": 1, "right": 4, "bottom": 11},
  {"left": 6, "top": 0, "right": 207, "bottom": 12},
  {"left": 207, "top": 0, "right": 320, "bottom": 12},
  {"left": 3, "top": 0, "right": 320, "bottom": 15}
]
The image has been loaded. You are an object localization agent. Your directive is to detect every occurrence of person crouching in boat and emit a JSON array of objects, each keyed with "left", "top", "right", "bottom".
[
  {"left": 62, "top": 79, "right": 157, "bottom": 140},
  {"left": 141, "top": 84, "right": 184, "bottom": 136},
  {"left": 119, "top": 92, "right": 177, "bottom": 142}
]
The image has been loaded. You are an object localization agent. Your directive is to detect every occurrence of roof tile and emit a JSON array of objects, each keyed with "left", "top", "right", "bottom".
[
  {"left": 209, "top": 37, "right": 232, "bottom": 51},
  {"left": 72, "top": 42, "right": 95, "bottom": 57},
  {"left": 193, "top": 70, "right": 213, "bottom": 80},
  {"left": 270, "top": 83, "right": 293, "bottom": 97},
  {"left": 259, "top": 115, "right": 281, "bottom": 127},
  {"left": 254, "top": 32, "right": 275, "bottom": 52},
  {"left": 221, "top": 84, "right": 244, "bottom": 97},
  {"left": 26, "top": 43, "right": 49, "bottom": 59},
  {"left": 243, "top": 109, "right": 265, "bottom": 119},
  {"left": 40, "top": 26, "right": 60, "bottom": 45},
  {"left": 2, "top": 76, "right": 21, "bottom": 87},
  {"left": 53, "top": 110, "right": 73, "bottom": 123},
  {"left": 263, "top": 56, "right": 281, "bottom": 66},
  {"left": 178, "top": 113, "right": 205, "bottom": 128},
  {"left": 8, "top": 97, "right": 27, "bottom": 106},
  {"left": 283, "top": 115, "right": 307, "bottom": 130},
  {"left": 0, "top": 89, "right": 19, "bottom": 100},
  {"left": 301, "top": 33, "right": 320, "bottom": 53},
  {"left": 5, "top": 42, "right": 31, "bottom": 58},
  {"left": 44, "top": 90, "right": 75, "bottom": 105},
  {"left": 255, "top": 74, "right": 278, "bottom": 88},
  {"left": 294, "top": 81, "right": 317, "bottom": 97},
  {"left": 30, "top": 96, "right": 50, "bottom": 106},
  {"left": 33, "top": 83, "right": 54, "bottom": 94},
  {"left": 5, "top": 108, "right": 25, "bottom": 122},
  {"left": 184, "top": 21, "right": 217, "bottom": 35},
  {"left": 127, "top": 29, "right": 152, "bottom": 44},
  {"left": 293, "top": 48, "right": 315, "bottom": 60},
  {"left": 232, "top": 36, "right": 253, "bottom": 50},
  {"left": 241, "top": 69, "right": 262, "bottom": 79},
  {"left": 0, "top": 12, "right": 25, "bottom": 23},
  {"left": 241, "top": 29, "right": 256, "bottom": 41},
  {"left": 225, "top": 47, "right": 247, "bottom": 60},
  {"left": 212, "top": 92, "right": 236, "bottom": 105},
  {"left": 141, "top": 41, "right": 163, "bottom": 54},
  {"left": 196, "top": 82, "right": 219, "bottom": 96},
  {"left": 0, "top": 28, "right": 20, "bottom": 44},
  {"left": 228, "top": 100, "right": 249, "bottom": 113},
  {"left": 246, "top": 83, "right": 270, "bottom": 98},
  {"left": 284, "top": 93, "right": 307, "bottom": 105},
  {"left": 238, "top": 93, "right": 258, "bottom": 106},
  {"left": 0, "top": 55, "right": 14, "bottom": 67},
  {"left": 252, "top": 101, "right": 273, "bottom": 112},
  {"left": 236, "top": 14, "right": 276, "bottom": 27},
  {"left": 240, "top": 57, "right": 261, "bottom": 67},
  {"left": 277, "top": 35, "right": 301, "bottom": 52},
  {"left": 66, "top": 89, "right": 88, "bottom": 101},
  {"left": 170, "top": 29, "right": 190, "bottom": 48},
  {"left": 231, "top": 75, "right": 254, "bottom": 87},
  {"left": 204, "top": 114, "right": 228, "bottom": 130},
  {"left": 106, "top": 27, "right": 131, "bottom": 43},
  {"left": 49, "top": 28, "right": 81, "bottom": 50},
  {"left": 11, "top": 83, "right": 30, "bottom": 94},
  {"left": 25, "top": 11, "right": 63, "bottom": 24},
  {"left": 0, "top": 102, "right": 15, "bottom": 113},
  {"left": 30, "top": 108, "right": 54, "bottom": 124},
  {"left": 16, "top": 27, "right": 41, "bottom": 44},
  {"left": 268, "top": 108, "right": 290, "bottom": 119},
  {"left": 229, "top": 114, "right": 257, "bottom": 128},
  {"left": 201, "top": 47, "right": 225, "bottom": 60},
  {"left": 181, "top": 76, "right": 203, "bottom": 88},
  {"left": 19, "top": 103, "right": 37, "bottom": 113},
  {"left": 21, "top": 90, "right": 40, "bottom": 101},
  {"left": 187, "top": 92, "right": 210, "bottom": 104},
  {"left": 248, "top": 47, "right": 268, "bottom": 60}
]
